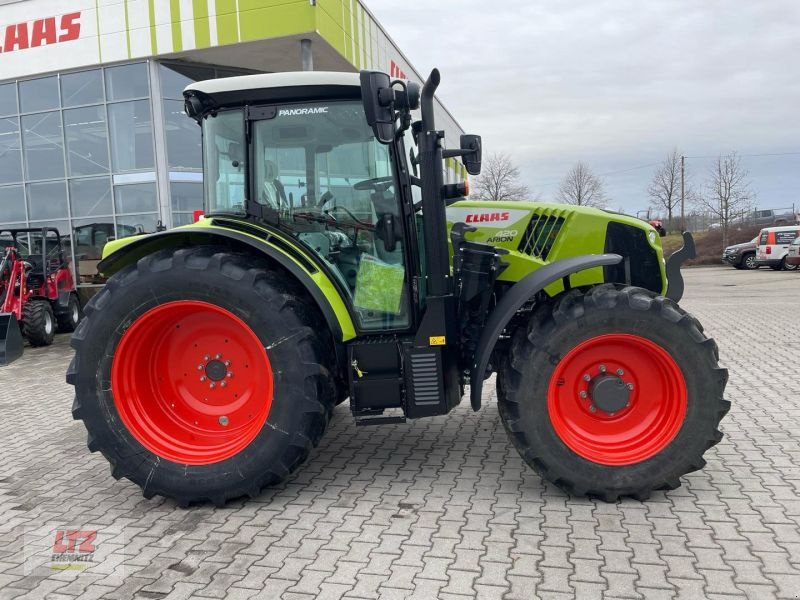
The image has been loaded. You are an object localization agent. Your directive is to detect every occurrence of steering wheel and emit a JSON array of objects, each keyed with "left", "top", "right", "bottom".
[
  {"left": 354, "top": 176, "right": 394, "bottom": 191},
  {"left": 317, "top": 190, "right": 335, "bottom": 209}
]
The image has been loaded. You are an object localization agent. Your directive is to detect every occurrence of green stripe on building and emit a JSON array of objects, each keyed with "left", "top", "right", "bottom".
[
  {"left": 193, "top": 0, "right": 211, "bottom": 48},
  {"left": 148, "top": 0, "right": 158, "bottom": 54},
  {"left": 124, "top": 0, "right": 132, "bottom": 58},
  {"left": 94, "top": 0, "right": 103, "bottom": 61},
  {"left": 216, "top": 0, "right": 239, "bottom": 45},
  {"left": 170, "top": 0, "right": 183, "bottom": 52}
]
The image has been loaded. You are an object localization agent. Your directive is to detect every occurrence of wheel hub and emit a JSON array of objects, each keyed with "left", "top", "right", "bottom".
[
  {"left": 589, "top": 374, "right": 630, "bottom": 414},
  {"left": 205, "top": 359, "right": 228, "bottom": 382}
]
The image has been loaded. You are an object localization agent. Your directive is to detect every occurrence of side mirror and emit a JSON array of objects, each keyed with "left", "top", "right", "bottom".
[
  {"left": 360, "top": 71, "right": 395, "bottom": 144},
  {"left": 460, "top": 134, "right": 482, "bottom": 175}
]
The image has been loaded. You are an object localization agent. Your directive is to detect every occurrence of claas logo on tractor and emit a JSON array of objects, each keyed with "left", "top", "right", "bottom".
[
  {"left": 465, "top": 211, "right": 510, "bottom": 223},
  {"left": 69, "top": 69, "right": 726, "bottom": 507}
]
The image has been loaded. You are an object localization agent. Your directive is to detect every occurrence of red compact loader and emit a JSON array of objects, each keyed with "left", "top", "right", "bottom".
[{"left": 0, "top": 228, "right": 82, "bottom": 365}]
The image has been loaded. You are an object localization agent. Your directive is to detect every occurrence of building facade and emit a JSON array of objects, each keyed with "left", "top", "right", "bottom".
[{"left": 0, "top": 0, "right": 464, "bottom": 293}]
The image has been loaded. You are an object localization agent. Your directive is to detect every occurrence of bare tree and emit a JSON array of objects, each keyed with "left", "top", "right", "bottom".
[
  {"left": 557, "top": 162, "right": 607, "bottom": 208},
  {"left": 472, "top": 152, "right": 529, "bottom": 201},
  {"left": 695, "top": 152, "right": 754, "bottom": 249},
  {"left": 647, "top": 149, "right": 682, "bottom": 231}
]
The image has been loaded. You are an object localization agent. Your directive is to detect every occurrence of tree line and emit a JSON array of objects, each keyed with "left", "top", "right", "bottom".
[{"left": 472, "top": 150, "right": 755, "bottom": 248}]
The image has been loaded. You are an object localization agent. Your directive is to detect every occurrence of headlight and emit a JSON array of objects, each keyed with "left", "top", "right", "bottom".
[{"left": 648, "top": 231, "right": 657, "bottom": 245}]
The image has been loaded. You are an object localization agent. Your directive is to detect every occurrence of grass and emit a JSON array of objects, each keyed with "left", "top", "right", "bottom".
[{"left": 661, "top": 226, "right": 762, "bottom": 266}]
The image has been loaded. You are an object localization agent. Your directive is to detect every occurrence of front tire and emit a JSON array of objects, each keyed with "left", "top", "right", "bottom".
[
  {"left": 742, "top": 253, "right": 758, "bottom": 270},
  {"left": 22, "top": 299, "right": 56, "bottom": 346},
  {"left": 68, "top": 247, "right": 336, "bottom": 506},
  {"left": 497, "top": 285, "right": 729, "bottom": 501}
]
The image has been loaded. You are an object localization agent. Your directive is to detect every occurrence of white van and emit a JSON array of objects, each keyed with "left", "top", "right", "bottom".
[{"left": 756, "top": 225, "right": 800, "bottom": 270}]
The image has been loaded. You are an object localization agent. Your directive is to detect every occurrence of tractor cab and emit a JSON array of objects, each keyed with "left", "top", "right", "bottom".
[{"left": 183, "top": 71, "right": 486, "bottom": 423}]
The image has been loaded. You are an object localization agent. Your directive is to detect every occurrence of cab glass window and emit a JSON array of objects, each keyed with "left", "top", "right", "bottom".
[
  {"left": 203, "top": 110, "right": 246, "bottom": 215},
  {"left": 252, "top": 101, "right": 409, "bottom": 331}
]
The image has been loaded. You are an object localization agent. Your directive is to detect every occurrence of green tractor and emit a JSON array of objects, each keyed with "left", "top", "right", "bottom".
[{"left": 68, "top": 69, "right": 728, "bottom": 505}]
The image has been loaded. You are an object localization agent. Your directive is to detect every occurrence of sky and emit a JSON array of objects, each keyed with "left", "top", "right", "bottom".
[{"left": 366, "top": 0, "right": 800, "bottom": 215}]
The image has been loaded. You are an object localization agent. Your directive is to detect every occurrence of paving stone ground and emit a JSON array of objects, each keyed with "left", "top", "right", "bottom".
[{"left": 1, "top": 266, "right": 799, "bottom": 600}]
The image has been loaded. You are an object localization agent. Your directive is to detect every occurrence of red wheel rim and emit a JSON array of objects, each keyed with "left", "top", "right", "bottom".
[
  {"left": 548, "top": 334, "right": 687, "bottom": 466},
  {"left": 111, "top": 301, "right": 273, "bottom": 465}
]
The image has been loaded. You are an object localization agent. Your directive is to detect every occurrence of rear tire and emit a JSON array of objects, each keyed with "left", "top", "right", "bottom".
[
  {"left": 497, "top": 285, "right": 729, "bottom": 501},
  {"left": 22, "top": 299, "right": 56, "bottom": 346},
  {"left": 56, "top": 293, "right": 82, "bottom": 333},
  {"left": 68, "top": 246, "right": 337, "bottom": 506}
]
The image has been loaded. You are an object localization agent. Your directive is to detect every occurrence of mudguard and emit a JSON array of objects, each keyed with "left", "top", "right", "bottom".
[
  {"left": 469, "top": 253, "right": 622, "bottom": 410},
  {"left": 97, "top": 226, "right": 356, "bottom": 344},
  {"left": 664, "top": 232, "right": 696, "bottom": 302}
]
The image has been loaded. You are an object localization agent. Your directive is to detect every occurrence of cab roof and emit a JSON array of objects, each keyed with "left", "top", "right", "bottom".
[
  {"left": 185, "top": 71, "right": 360, "bottom": 96},
  {"left": 183, "top": 71, "right": 363, "bottom": 115}
]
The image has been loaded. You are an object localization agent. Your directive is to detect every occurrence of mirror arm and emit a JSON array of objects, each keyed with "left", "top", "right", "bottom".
[{"left": 442, "top": 148, "right": 477, "bottom": 159}]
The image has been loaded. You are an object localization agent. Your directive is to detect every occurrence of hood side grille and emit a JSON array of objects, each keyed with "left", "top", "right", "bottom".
[{"left": 518, "top": 210, "right": 567, "bottom": 260}]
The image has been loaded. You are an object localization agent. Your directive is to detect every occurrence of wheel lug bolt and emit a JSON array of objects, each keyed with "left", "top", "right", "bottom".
[
  {"left": 589, "top": 404, "right": 597, "bottom": 413},
  {"left": 209, "top": 383, "right": 216, "bottom": 389},
  {"left": 627, "top": 383, "right": 635, "bottom": 391},
  {"left": 221, "top": 381, "right": 227, "bottom": 388},
  {"left": 579, "top": 390, "right": 588, "bottom": 399},
  {"left": 219, "top": 416, "right": 229, "bottom": 426},
  {"left": 197, "top": 365, "right": 204, "bottom": 371},
  {"left": 582, "top": 374, "right": 591, "bottom": 382},
  {"left": 599, "top": 364, "right": 607, "bottom": 373},
  {"left": 215, "top": 354, "right": 221, "bottom": 359},
  {"left": 227, "top": 373, "right": 233, "bottom": 378},
  {"left": 616, "top": 368, "right": 624, "bottom": 376},
  {"left": 225, "top": 360, "right": 231, "bottom": 366},
  {"left": 204, "top": 355, "right": 210, "bottom": 361},
  {"left": 200, "top": 376, "right": 206, "bottom": 382}
]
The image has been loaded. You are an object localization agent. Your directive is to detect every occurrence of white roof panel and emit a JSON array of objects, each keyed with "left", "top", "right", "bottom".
[{"left": 185, "top": 71, "right": 361, "bottom": 96}]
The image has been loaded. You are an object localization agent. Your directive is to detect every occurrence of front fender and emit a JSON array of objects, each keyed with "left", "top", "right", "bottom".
[
  {"left": 470, "top": 253, "right": 622, "bottom": 410},
  {"left": 97, "top": 224, "right": 357, "bottom": 343}
]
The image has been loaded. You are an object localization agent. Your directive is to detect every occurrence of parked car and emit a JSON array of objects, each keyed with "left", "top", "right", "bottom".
[
  {"left": 756, "top": 225, "right": 800, "bottom": 270},
  {"left": 723, "top": 237, "right": 759, "bottom": 270},
  {"left": 786, "top": 237, "right": 800, "bottom": 268},
  {"left": 752, "top": 208, "right": 798, "bottom": 227}
]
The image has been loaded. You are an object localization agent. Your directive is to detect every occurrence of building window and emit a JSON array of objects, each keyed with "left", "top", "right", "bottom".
[
  {"left": 64, "top": 105, "right": 110, "bottom": 176},
  {"left": 164, "top": 99, "right": 201, "bottom": 169},
  {"left": 70, "top": 177, "right": 113, "bottom": 218},
  {"left": 108, "top": 100, "right": 154, "bottom": 171},
  {"left": 0, "top": 116, "right": 23, "bottom": 184},
  {"left": 170, "top": 181, "right": 203, "bottom": 225},
  {"left": 0, "top": 82, "right": 17, "bottom": 116},
  {"left": 19, "top": 76, "right": 60, "bottom": 113},
  {"left": 27, "top": 181, "right": 68, "bottom": 221},
  {"left": 22, "top": 111, "right": 66, "bottom": 180},
  {"left": 116, "top": 213, "right": 159, "bottom": 236},
  {"left": 106, "top": 63, "right": 149, "bottom": 101},
  {"left": 61, "top": 69, "right": 104, "bottom": 108},
  {"left": 115, "top": 182, "right": 158, "bottom": 214},
  {"left": 0, "top": 185, "right": 26, "bottom": 222}
]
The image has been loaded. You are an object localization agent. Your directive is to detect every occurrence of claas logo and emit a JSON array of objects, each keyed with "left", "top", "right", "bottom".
[
  {"left": 465, "top": 212, "right": 511, "bottom": 224},
  {"left": 390, "top": 60, "right": 408, "bottom": 80},
  {"left": 0, "top": 12, "right": 81, "bottom": 54}
]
